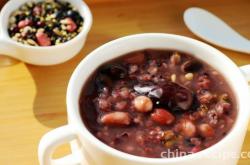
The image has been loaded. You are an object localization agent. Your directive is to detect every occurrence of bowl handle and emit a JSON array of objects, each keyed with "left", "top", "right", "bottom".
[{"left": 38, "top": 125, "right": 82, "bottom": 165}]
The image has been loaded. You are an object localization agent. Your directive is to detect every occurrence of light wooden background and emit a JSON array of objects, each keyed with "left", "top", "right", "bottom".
[{"left": 0, "top": 0, "right": 250, "bottom": 164}]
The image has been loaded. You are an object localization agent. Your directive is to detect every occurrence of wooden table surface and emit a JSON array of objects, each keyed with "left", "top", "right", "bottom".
[{"left": 0, "top": 0, "right": 250, "bottom": 164}]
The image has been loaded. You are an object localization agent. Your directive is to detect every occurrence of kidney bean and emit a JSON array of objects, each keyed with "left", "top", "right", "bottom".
[
  {"left": 134, "top": 96, "right": 153, "bottom": 112},
  {"left": 35, "top": 30, "right": 51, "bottom": 46},
  {"left": 151, "top": 108, "right": 175, "bottom": 125},
  {"left": 18, "top": 19, "right": 32, "bottom": 28},
  {"left": 180, "top": 119, "right": 196, "bottom": 138},
  {"left": 198, "top": 123, "right": 215, "bottom": 137},
  {"left": 100, "top": 112, "right": 131, "bottom": 126}
]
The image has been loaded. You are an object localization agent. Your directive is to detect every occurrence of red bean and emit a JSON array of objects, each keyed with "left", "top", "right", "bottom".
[
  {"left": 100, "top": 112, "right": 131, "bottom": 126},
  {"left": 36, "top": 30, "right": 51, "bottom": 46},
  {"left": 198, "top": 123, "right": 215, "bottom": 137},
  {"left": 180, "top": 119, "right": 196, "bottom": 138},
  {"left": 151, "top": 109, "right": 175, "bottom": 125}
]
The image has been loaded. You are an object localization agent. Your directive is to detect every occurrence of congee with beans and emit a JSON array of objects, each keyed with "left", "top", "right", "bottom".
[{"left": 79, "top": 49, "right": 237, "bottom": 158}]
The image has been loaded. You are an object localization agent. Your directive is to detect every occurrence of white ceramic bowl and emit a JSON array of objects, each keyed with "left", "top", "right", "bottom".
[
  {"left": 39, "top": 33, "right": 250, "bottom": 165},
  {"left": 0, "top": 0, "right": 92, "bottom": 65}
]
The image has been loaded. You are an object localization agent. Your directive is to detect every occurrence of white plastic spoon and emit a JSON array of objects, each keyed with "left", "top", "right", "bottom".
[{"left": 184, "top": 7, "right": 250, "bottom": 54}]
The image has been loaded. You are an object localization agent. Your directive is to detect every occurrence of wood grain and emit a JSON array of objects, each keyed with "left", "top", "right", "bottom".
[{"left": 0, "top": 0, "right": 250, "bottom": 164}]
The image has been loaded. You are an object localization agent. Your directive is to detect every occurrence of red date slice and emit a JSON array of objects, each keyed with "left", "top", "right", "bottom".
[
  {"left": 100, "top": 112, "right": 131, "bottom": 126},
  {"left": 151, "top": 108, "right": 175, "bottom": 125}
]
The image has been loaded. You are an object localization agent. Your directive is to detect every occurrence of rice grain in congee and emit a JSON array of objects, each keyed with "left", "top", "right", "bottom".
[{"left": 79, "top": 49, "right": 237, "bottom": 158}]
